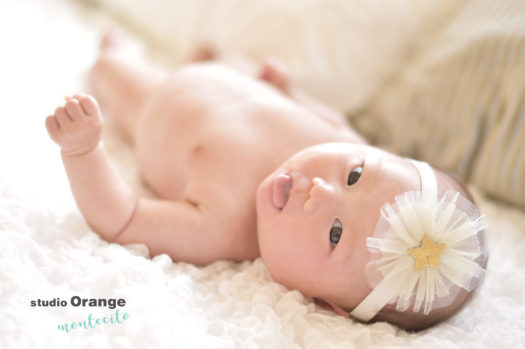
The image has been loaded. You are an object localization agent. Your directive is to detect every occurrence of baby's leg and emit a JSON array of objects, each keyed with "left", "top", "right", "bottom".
[
  {"left": 259, "top": 59, "right": 367, "bottom": 142},
  {"left": 89, "top": 33, "right": 168, "bottom": 143},
  {"left": 191, "top": 46, "right": 365, "bottom": 142}
]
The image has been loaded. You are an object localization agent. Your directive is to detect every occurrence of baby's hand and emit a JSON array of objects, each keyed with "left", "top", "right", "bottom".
[{"left": 45, "top": 95, "right": 104, "bottom": 156}]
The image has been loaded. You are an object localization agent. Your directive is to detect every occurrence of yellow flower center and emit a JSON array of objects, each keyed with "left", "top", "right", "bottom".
[{"left": 408, "top": 234, "right": 446, "bottom": 272}]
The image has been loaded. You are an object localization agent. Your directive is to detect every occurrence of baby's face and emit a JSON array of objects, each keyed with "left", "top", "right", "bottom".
[{"left": 256, "top": 143, "right": 421, "bottom": 311}]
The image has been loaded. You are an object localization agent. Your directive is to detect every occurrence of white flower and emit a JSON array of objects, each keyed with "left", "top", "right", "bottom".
[{"left": 366, "top": 190, "right": 488, "bottom": 315}]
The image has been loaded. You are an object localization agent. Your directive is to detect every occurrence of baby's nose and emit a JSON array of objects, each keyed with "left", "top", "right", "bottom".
[
  {"left": 312, "top": 177, "right": 333, "bottom": 193},
  {"left": 304, "top": 177, "right": 335, "bottom": 211}
]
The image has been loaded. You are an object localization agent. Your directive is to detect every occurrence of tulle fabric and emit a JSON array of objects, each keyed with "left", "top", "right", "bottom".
[{"left": 364, "top": 190, "right": 488, "bottom": 315}]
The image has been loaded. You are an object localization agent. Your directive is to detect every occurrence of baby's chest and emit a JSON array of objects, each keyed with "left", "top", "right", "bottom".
[{"left": 184, "top": 134, "right": 269, "bottom": 201}]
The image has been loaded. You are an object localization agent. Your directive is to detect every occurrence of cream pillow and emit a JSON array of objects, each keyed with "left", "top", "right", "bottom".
[
  {"left": 85, "top": 0, "right": 457, "bottom": 112},
  {"left": 354, "top": 0, "right": 525, "bottom": 209}
]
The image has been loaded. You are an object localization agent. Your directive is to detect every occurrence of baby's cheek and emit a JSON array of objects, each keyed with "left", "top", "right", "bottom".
[
  {"left": 261, "top": 248, "right": 296, "bottom": 288},
  {"left": 259, "top": 224, "right": 297, "bottom": 269}
]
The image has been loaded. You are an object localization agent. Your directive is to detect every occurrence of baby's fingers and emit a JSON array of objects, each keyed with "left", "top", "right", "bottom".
[
  {"left": 65, "top": 98, "right": 84, "bottom": 120},
  {"left": 45, "top": 115, "right": 59, "bottom": 138},
  {"left": 54, "top": 107, "right": 71, "bottom": 127},
  {"left": 78, "top": 95, "right": 99, "bottom": 116}
]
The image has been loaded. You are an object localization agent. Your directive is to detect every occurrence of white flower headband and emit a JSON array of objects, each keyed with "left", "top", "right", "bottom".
[{"left": 350, "top": 160, "right": 488, "bottom": 322}]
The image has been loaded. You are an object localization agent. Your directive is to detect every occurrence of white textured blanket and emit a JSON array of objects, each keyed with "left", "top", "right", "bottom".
[{"left": 1, "top": 1, "right": 524, "bottom": 348}]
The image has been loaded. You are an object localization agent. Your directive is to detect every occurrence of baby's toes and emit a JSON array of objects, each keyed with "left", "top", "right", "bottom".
[
  {"left": 65, "top": 98, "right": 84, "bottom": 120},
  {"left": 189, "top": 44, "right": 216, "bottom": 62},
  {"left": 77, "top": 95, "right": 101, "bottom": 117},
  {"left": 259, "top": 58, "right": 290, "bottom": 93}
]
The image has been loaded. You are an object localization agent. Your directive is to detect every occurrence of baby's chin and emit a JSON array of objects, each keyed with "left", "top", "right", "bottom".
[{"left": 255, "top": 174, "right": 270, "bottom": 215}]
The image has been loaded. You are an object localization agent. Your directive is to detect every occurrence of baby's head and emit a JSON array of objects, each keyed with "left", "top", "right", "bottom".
[{"left": 255, "top": 142, "right": 487, "bottom": 331}]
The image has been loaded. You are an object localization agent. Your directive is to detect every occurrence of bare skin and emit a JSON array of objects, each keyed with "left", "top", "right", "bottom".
[
  {"left": 46, "top": 35, "right": 366, "bottom": 266},
  {"left": 47, "top": 35, "right": 442, "bottom": 321},
  {"left": 45, "top": 35, "right": 484, "bottom": 329}
]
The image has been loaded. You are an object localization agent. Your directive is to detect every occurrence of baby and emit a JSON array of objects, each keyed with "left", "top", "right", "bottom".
[{"left": 45, "top": 35, "right": 487, "bottom": 331}]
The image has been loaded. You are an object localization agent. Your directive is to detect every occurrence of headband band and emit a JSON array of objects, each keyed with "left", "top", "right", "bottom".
[{"left": 350, "top": 160, "right": 487, "bottom": 322}]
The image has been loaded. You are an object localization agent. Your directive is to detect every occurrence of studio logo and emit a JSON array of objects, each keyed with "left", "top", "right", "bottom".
[
  {"left": 30, "top": 296, "right": 130, "bottom": 333},
  {"left": 57, "top": 308, "right": 129, "bottom": 333}
]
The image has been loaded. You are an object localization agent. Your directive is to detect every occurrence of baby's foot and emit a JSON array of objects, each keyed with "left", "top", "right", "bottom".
[
  {"left": 100, "top": 29, "right": 119, "bottom": 52},
  {"left": 89, "top": 29, "right": 144, "bottom": 106},
  {"left": 98, "top": 28, "right": 135, "bottom": 56},
  {"left": 188, "top": 44, "right": 217, "bottom": 62},
  {"left": 258, "top": 58, "right": 291, "bottom": 95},
  {"left": 45, "top": 95, "right": 104, "bottom": 156}
]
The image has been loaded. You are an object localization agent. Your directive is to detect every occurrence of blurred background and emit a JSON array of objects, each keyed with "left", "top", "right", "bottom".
[{"left": 1, "top": 1, "right": 524, "bottom": 348}]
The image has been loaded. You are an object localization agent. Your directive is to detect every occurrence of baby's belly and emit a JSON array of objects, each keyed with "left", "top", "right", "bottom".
[
  {"left": 134, "top": 65, "right": 250, "bottom": 199},
  {"left": 134, "top": 98, "right": 263, "bottom": 206},
  {"left": 134, "top": 98, "right": 196, "bottom": 200},
  {"left": 135, "top": 116, "right": 262, "bottom": 256},
  {"left": 133, "top": 77, "right": 271, "bottom": 201}
]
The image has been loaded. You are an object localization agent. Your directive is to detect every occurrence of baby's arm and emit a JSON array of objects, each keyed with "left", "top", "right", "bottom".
[
  {"left": 46, "top": 95, "right": 136, "bottom": 238},
  {"left": 45, "top": 96, "right": 226, "bottom": 264}
]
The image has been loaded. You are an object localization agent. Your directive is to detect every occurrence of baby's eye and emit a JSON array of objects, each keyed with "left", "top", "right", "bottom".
[
  {"left": 330, "top": 219, "right": 343, "bottom": 246},
  {"left": 347, "top": 166, "right": 363, "bottom": 186}
]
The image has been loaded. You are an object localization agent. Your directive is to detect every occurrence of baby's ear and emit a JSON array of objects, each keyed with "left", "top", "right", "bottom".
[{"left": 314, "top": 298, "right": 350, "bottom": 318}]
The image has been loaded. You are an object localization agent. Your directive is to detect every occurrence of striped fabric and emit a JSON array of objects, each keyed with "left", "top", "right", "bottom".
[{"left": 353, "top": 0, "right": 525, "bottom": 209}]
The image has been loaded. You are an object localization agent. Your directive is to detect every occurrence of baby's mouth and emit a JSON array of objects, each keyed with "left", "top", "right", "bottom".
[{"left": 270, "top": 174, "right": 292, "bottom": 210}]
